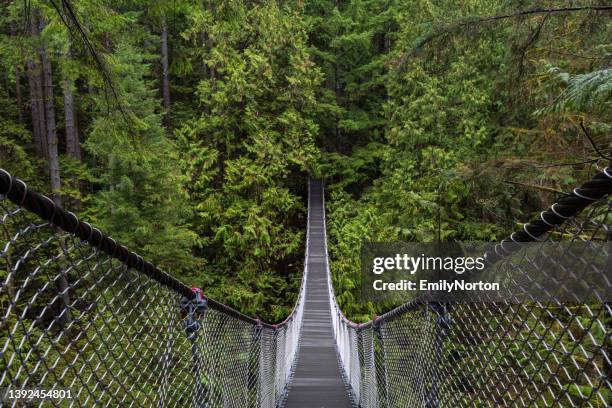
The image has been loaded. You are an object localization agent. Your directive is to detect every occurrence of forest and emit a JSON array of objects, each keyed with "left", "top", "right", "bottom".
[{"left": 0, "top": 0, "right": 610, "bottom": 324}]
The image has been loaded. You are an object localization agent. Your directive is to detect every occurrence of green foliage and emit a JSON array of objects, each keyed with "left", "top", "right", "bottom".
[
  {"left": 85, "top": 43, "right": 200, "bottom": 275},
  {"left": 0, "top": 0, "right": 609, "bottom": 404},
  {"left": 0, "top": 0, "right": 609, "bottom": 331},
  {"left": 322, "top": 0, "right": 611, "bottom": 322},
  {"left": 0, "top": 87, "right": 35, "bottom": 181},
  {"left": 175, "top": 0, "right": 322, "bottom": 321},
  {"left": 542, "top": 67, "right": 612, "bottom": 114},
  {"left": 0, "top": 0, "right": 326, "bottom": 323}
]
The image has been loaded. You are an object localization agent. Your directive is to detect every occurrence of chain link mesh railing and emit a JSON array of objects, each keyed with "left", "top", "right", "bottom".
[
  {"left": 0, "top": 168, "right": 306, "bottom": 407},
  {"left": 327, "top": 169, "right": 612, "bottom": 408},
  {"left": 2, "top": 164, "right": 611, "bottom": 407}
]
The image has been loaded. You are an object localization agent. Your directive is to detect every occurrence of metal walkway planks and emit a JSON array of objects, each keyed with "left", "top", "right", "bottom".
[{"left": 284, "top": 180, "right": 353, "bottom": 408}]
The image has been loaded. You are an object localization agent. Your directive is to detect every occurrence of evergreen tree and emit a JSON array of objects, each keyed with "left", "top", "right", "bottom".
[
  {"left": 0, "top": 0, "right": 609, "bottom": 325},
  {"left": 85, "top": 38, "right": 200, "bottom": 275},
  {"left": 177, "top": 0, "right": 323, "bottom": 320}
]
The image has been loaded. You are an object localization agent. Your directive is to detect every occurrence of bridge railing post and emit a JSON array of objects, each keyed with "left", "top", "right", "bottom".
[
  {"left": 247, "top": 320, "right": 263, "bottom": 408},
  {"left": 357, "top": 326, "right": 374, "bottom": 408},
  {"left": 425, "top": 302, "right": 452, "bottom": 408},
  {"left": 356, "top": 328, "right": 365, "bottom": 407},
  {"left": 270, "top": 326, "right": 280, "bottom": 403},
  {"left": 373, "top": 318, "right": 390, "bottom": 408},
  {"left": 180, "top": 288, "right": 208, "bottom": 408}
]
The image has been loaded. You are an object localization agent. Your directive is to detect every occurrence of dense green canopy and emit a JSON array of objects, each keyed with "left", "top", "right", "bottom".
[{"left": 0, "top": 0, "right": 609, "bottom": 325}]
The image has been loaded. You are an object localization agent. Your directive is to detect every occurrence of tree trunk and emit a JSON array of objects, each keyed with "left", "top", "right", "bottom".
[
  {"left": 40, "top": 16, "right": 72, "bottom": 326},
  {"left": 62, "top": 50, "right": 80, "bottom": 161},
  {"left": 14, "top": 66, "right": 24, "bottom": 124},
  {"left": 10, "top": 25, "right": 24, "bottom": 124},
  {"left": 26, "top": 15, "right": 47, "bottom": 158},
  {"left": 62, "top": 45, "right": 82, "bottom": 210},
  {"left": 161, "top": 15, "right": 171, "bottom": 123},
  {"left": 62, "top": 80, "right": 80, "bottom": 160},
  {"left": 39, "top": 21, "right": 62, "bottom": 207}
]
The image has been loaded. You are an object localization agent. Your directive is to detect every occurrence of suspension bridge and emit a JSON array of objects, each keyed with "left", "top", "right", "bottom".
[{"left": 0, "top": 167, "right": 610, "bottom": 407}]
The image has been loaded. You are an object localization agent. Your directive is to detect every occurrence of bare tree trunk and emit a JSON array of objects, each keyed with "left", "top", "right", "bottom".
[
  {"left": 39, "top": 16, "right": 72, "bottom": 326},
  {"left": 62, "top": 80, "right": 80, "bottom": 160},
  {"left": 161, "top": 15, "right": 171, "bottom": 123},
  {"left": 26, "top": 15, "right": 47, "bottom": 158},
  {"left": 334, "top": 62, "right": 341, "bottom": 152},
  {"left": 10, "top": 25, "right": 24, "bottom": 124},
  {"left": 62, "top": 45, "right": 82, "bottom": 211},
  {"left": 14, "top": 66, "right": 24, "bottom": 124},
  {"left": 27, "top": 59, "right": 47, "bottom": 157},
  {"left": 40, "top": 34, "right": 62, "bottom": 206},
  {"left": 62, "top": 51, "right": 80, "bottom": 161}
]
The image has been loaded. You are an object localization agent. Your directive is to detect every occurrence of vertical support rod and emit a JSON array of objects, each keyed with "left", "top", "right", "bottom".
[
  {"left": 180, "top": 289, "right": 208, "bottom": 408},
  {"left": 425, "top": 303, "right": 452, "bottom": 408},
  {"left": 356, "top": 329, "right": 365, "bottom": 407},
  {"left": 373, "top": 320, "right": 390, "bottom": 408},
  {"left": 247, "top": 321, "right": 262, "bottom": 408},
  {"left": 270, "top": 328, "right": 279, "bottom": 403}
]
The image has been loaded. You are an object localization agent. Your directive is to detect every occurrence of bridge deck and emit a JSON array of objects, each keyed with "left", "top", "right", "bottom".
[{"left": 284, "top": 180, "right": 352, "bottom": 408}]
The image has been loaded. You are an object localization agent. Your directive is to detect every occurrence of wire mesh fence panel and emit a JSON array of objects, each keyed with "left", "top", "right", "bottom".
[
  {"left": 0, "top": 202, "right": 192, "bottom": 407},
  {"left": 328, "top": 171, "right": 611, "bottom": 408},
  {"left": 347, "top": 326, "right": 361, "bottom": 401},
  {"left": 379, "top": 309, "right": 440, "bottom": 408},
  {"left": 258, "top": 330, "right": 278, "bottom": 407},
  {"left": 190, "top": 307, "right": 256, "bottom": 407},
  {"left": 274, "top": 327, "right": 287, "bottom": 400},
  {"left": 0, "top": 169, "right": 306, "bottom": 408},
  {"left": 358, "top": 326, "right": 377, "bottom": 408},
  {"left": 1, "top": 166, "right": 610, "bottom": 407}
]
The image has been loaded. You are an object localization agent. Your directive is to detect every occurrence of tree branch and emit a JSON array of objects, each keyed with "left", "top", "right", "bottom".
[
  {"left": 47, "top": 0, "right": 133, "bottom": 126},
  {"left": 396, "top": 5, "right": 612, "bottom": 70},
  {"left": 502, "top": 180, "right": 569, "bottom": 196},
  {"left": 579, "top": 119, "right": 612, "bottom": 161}
]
